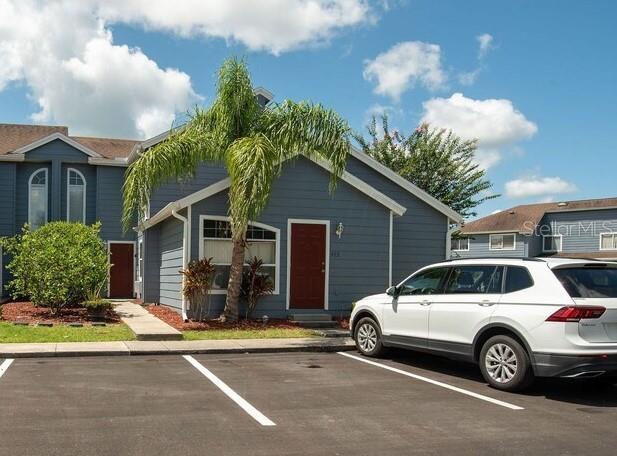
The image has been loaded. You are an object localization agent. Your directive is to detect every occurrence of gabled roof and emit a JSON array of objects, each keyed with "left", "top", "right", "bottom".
[
  {"left": 141, "top": 157, "right": 408, "bottom": 230},
  {"left": 0, "top": 123, "right": 68, "bottom": 154},
  {"left": 461, "top": 197, "right": 617, "bottom": 235},
  {"left": 0, "top": 123, "right": 137, "bottom": 162}
]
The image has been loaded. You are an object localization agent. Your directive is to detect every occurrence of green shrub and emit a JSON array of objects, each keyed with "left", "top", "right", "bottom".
[
  {"left": 2, "top": 222, "right": 109, "bottom": 315},
  {"left": 83, "top": 299, "right": 112, "bottom": 313}
]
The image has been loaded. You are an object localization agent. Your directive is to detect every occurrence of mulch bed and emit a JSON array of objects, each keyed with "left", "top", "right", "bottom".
[
  {"left": 0, "top": 302, "right": 121, "bottom": 325},
  {"left": 147, "top": 304, "right": 310, "bottom": 331}
]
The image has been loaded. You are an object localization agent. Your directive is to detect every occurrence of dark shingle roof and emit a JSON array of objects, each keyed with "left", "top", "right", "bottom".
[{"left": 461, "top": 198, "right": 617, "bottom": 234}]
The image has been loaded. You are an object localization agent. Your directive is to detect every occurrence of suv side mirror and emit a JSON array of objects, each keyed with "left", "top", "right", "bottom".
[{"left": 386, "top": 285, "right": 399, "bottom": 297}]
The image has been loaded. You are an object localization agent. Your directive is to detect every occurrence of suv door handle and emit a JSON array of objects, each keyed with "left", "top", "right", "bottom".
[
  {"left": 479, "top": 300, "right": 496, "bottom": 307},
  {"left": 420, "top": 300, "right": 432, "bottom": 306}
]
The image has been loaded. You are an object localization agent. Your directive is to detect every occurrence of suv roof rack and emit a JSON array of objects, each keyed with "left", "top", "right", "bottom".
[{"left": 445, "top": 257, "right": 546, "bottom": 262}]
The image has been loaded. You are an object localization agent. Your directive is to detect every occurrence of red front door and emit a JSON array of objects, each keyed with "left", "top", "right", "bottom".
[
  {"left": 109, "top": 243, "right": 134, "bottom": 298},
  {"left": 289, "top": 223, "right": 327, "bottom": 309}
]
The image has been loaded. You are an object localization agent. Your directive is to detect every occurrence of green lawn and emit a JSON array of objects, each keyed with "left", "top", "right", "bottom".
[
  {"left": 0, "top": 322, "right": 135, "bottom": 343},
  {"left": 183, "top": 327, "right": 316, "bottom": 340}
]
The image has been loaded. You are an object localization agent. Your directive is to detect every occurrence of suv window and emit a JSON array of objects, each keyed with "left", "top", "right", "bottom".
[
  {"left": 444, "top": 265, "right": 504, "bottom": 294},
  {"left": 399, "top": 268, "right": 449, "bottom": 296},
  {"left": 504, "top": 266, "right": 534, "bottom": 293},
  {"left": 553, "top": 267, "right": 617, "bottom": 298}
]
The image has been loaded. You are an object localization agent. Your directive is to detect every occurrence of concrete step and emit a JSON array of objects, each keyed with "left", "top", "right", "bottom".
[
  {"left": 289, "top": 314, "right": 333, "bottom": 322},
  {"left": 312, "top": 329, "right": 350, "bottom": 338},
  {"left": 295, "top": 321, "right": 338, "bottom": 329}
]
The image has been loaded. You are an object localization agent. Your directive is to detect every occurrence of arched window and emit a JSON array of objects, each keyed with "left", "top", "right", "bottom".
[
  {"left": 67, "top": 168, "right": 86, "bottom": 223},
  {"left": 28, "top": 168, "right": 48, "bottom": 230}
]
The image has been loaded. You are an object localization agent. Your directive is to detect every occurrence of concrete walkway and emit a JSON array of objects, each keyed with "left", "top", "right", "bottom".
[
  {"left": 0, "top": 337, "right": 355, "bottom": 358},
  {"left": 113, "top": 301, "right": 183, "bottom": 341}
]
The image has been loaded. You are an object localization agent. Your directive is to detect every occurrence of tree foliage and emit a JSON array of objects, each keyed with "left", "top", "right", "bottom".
[
  {"left": 123, "top": 58, "right": 351, "bottom": 321},
  {"left": 354, "top": 115, "right": 498, "bottom": 218},
  {"left": 2, "top": 222, "right": 109, "bottom": 315}
]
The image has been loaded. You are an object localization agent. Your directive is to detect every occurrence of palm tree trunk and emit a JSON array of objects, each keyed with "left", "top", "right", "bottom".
[{"left": 223, "top": 237, "right": 245, "bottom": 322}]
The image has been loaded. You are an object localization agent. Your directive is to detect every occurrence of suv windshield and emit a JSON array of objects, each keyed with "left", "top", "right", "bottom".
[{"left": 553, "top": 267, "right": 617, "bottom": 298}]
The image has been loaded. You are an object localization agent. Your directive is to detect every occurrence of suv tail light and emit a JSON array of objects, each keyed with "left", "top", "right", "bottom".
[{"left": 546, "top": 306, "right": 606, "bottom": 322}]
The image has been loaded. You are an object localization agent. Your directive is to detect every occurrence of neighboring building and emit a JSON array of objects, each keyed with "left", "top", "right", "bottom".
[
  {"left": 0, "top": 124, "right": 139, "bottom": 300},
  {"left": 452, "top": 198, "right": 617, "bottom": 261},
  {"left": 0, "top": 96, "right": 463, "bottom": 317}
]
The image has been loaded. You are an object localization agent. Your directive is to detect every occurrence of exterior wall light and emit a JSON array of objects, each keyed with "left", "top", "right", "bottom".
[{"left": 336, "top": 222, "right": 344, "bottom": 239}]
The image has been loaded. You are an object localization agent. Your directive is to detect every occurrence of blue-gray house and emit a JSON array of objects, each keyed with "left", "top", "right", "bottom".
[
  {"left": 0, "top": 123, "right": 139, "bottom": 299},
  {"left": 0, "top": 107, "right": 463, "bottom": 318},
  {"left": 452, "top": 198, "right": 617, "bottom": 261}
]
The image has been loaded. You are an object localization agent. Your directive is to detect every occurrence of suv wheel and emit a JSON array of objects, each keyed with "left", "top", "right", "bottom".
[
  {"left": 354, "top": 317, "right": 385, "bottom": 357},
  {"left": 479, "top": 335, "right": 534, "bottom": 392}
]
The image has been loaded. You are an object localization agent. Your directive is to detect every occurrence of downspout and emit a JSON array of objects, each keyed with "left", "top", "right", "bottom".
[
  {"left": 171, "top": 207, "right": 189, "bottom": 321},
  {"left": 446, "top": 217, "right": 460, "bottom": 260}
]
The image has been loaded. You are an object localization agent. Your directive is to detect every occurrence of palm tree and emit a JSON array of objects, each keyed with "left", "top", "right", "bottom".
[{"left": 122, "top": 58, "right": 351, "bottom": 322}]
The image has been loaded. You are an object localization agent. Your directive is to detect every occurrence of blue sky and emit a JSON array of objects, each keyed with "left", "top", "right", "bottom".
[{"left": 1, "top": 0, "right": 615, "bottom": 218}]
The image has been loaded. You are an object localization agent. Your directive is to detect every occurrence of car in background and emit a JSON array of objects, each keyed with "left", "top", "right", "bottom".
[{"left": 350, "top": 257, "right": 617, "bottom": 391}]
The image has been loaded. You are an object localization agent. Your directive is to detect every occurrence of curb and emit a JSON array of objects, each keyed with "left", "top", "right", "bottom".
[{"left": 0, "top": 340, "right": 356, "bottom": 359}]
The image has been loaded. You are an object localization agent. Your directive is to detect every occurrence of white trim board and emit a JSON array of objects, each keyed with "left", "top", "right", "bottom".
[
  {"left": 198, "top": 214, "right": 281, "bottom": 296},
  {"left": 11, "top": 132, "right": 102, "bottom": 158},
  {"left": 286, "top": 219, "right": 330, "bottom": 311}
]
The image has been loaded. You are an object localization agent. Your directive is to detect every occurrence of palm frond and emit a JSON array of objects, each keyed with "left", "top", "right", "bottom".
[
  {"left": 261, "top": 100, "right": 351, "bottom": 191},
  {"left": 121, "top": 110, "right": 221, "bottom": 231},
  {"left": 225, "top": 134, "right": 279, "bottom": 238}
]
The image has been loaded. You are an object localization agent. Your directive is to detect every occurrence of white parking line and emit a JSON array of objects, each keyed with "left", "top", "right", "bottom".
[
  {"left": 338, "top": 352, "right": 524, "bottom": 411},
  {"left": 0, "top": 359, "right": 14, "bottom": 379},
  {"left": 183, "top": 355, "right": 276, "bottom": 426}
]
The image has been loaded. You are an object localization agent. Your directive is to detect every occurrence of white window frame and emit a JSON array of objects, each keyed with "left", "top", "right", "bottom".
[
  {"left": 600, "top": 232, "right": 617, "bottom": 251},
  {"left": 66, "top": 168, "right": 86, "bottom": 223},
  {"left": 286, "top": 219, "right": 331, "bottom": 311},
  {"left": 451, "top": 237, "right": 470, "bottom": 252},
  {"left": 28, "top": 168, "right": 48, "bottom": 230},
  {"left": 489, "top": 233, "right": 517, "bottom": 251},
  {"left": 542, "top": 234, "right": 563, "bottom": 253},
  {"left": 198, "top": 215, "right": 280, "bottom": 295}
]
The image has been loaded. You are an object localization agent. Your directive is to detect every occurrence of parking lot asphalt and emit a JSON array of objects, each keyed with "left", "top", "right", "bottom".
[{"left": 1, "top": 350, "right": 616, "bottom": 456}]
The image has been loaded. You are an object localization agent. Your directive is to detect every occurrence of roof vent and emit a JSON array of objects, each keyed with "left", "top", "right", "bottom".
[
  {"left": 508, "top": 210, "right": 515, "bottom": 215},
  {"left": 557, "top": 202, "right": 568, "bottom": 207}
]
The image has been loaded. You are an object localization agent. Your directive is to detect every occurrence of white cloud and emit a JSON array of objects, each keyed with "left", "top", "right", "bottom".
[
  {"left": 505, "top": 176, "right": 577, "bottom": 199},
  {"left": 458, "top": 68, "right": 481, "bottom": 86},
  {"left": 0, "top": 0, "right": 200, "bottom": 139},
  {"left": 96, "top": 0, "right": 374, "bottom": 55},
  {"left": 420, "top": 93, "right": 537, "bottom": 168},
  {"left": 477, "top": 33, "right": 494, "bottom": 59},
  {"left": 363, "top": 41, "right": 446, "bottom": 101},
  {"left": 0, "top": 0, "right": 374, "bottom": 138}
]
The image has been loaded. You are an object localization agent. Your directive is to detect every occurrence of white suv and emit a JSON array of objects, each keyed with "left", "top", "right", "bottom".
[{"left": 350, "top": 258, "right": 617, "bottom": 391}]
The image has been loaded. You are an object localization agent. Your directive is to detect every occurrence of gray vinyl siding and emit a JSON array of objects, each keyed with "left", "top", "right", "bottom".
[
  {"left": 345, "top": 155, "right": 448, "bottom": 283},
  {"left": 149, "top": 162, "right": 228, "bottom": 214},
  {"left": 95, "top": 166, "right": 135, "bottom": 242},
  {"left": 158, "top": 216, "right": 184, "bottom": 310},
  {"left": 185, "top": 157, "right": 391, "bottom": 317},
  {"left": 540, "top": 210, "right": 617, "bottom": 254},
  {"left": 142, "top": 226, "right": 161, "bottom": 303},
  {"left": 0, "top": 163, "right": 16, "bottom": 236},
  {"left": 452, "top": 233, "right": 528, "bottom": 259}
]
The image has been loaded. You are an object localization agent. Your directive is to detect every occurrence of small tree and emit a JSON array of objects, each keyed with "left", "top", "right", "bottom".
[
  {"left": 355, "top": 115, "right": 498, "bottom": 218},
  {"left": 2, "top": 222, "right": 109, "bottom": 315},
  {"left": 180, "top": 257, "right": 216, "bottom": 321},
  {"left": 240, "top": 257, "right": 274, "bottom": 319}
]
